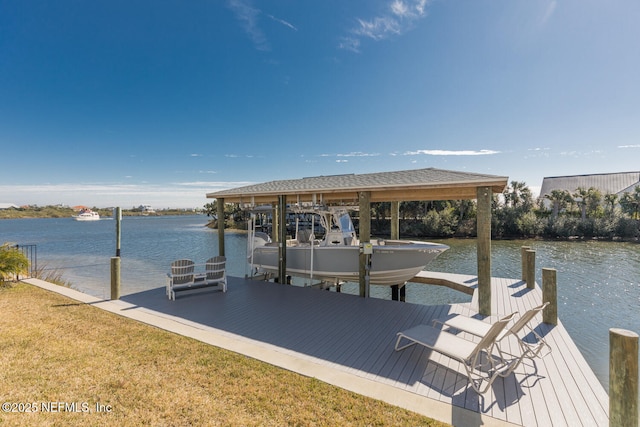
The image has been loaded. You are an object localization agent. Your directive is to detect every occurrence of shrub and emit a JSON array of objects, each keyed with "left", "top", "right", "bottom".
[{"left": 0, "top": 242, "right": 29, "bottom": 285}]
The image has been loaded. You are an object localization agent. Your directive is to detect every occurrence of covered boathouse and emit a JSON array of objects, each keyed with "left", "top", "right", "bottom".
[{"left": 207, "top": 167, "right": 508, "bottom": 315}]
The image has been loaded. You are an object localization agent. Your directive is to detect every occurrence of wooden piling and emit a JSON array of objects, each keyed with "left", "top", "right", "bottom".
[
  {"left": 476, "top": 186, "right": 491, "bottom": 315},
  {"left": 391, "top": 284, "right": 406, "bottom": 302},
  {"left": 278, "top": 195, "right": 287, "bottom": 284},
  {"left": 110, "top": 256, "right": 120, "bottom": 300},
  {"left": 542, "top": 267, "right": 557, "bottom": 325},
  {"left": 358, "top": 191, "right": 371, "bottom": 298},
  {"left": 521, "top": 246, "right": 530, "bottom": 281},
  {"left": 216, "top": 198, "right": 225, "bottom": 257},
  {"left": 609, "top": 328, "right": 638, "bottom": 427},
  {"left": 525, "top": 249, "right": 536, "bottom": 289},
  {"left": 114, "top": 207, "right": 122, "bottom": 257},
  {"left": 390, "top": 201, "right": 399, "bottom": 240}
]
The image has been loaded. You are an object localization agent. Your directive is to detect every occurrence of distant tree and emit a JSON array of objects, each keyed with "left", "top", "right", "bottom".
[
  {"left": 400, "top": 201, "right": 422, "bottom": 221},
  {"left": 504, "top": 181, "right": 533, "bottom": 209},
  {"left": 203, "top": 202, "right": 217, "bottom": 218},
  {"left": 544, "top": 189, "right": 572, "bottom": 219},
  {"left": 584, "top": 187, "right": 603, "bottom": 218},
  {"left": 604, "top": 193, "right": 618, "bottom": 216},
  {"left": 573, "top": 187, "right": 590, "bottom": 220},
  {"left": 620, "top": 186, "right": 640, "bottom": 219}
]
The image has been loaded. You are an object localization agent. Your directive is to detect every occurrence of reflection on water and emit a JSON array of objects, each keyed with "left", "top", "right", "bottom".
[{"left": 1, "top": 215, "right": 639, "bottom": 391}]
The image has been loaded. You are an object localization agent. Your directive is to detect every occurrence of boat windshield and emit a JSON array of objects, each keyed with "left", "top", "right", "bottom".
[{"left": 336, "top": 211, "right": 355, "bottom": 233}]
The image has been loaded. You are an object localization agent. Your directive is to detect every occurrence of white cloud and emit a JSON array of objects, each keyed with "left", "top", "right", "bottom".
[
  {"left": 618, "top": 144, "right": 640, "bottom": 148},
  {"left": 228, "top": 0, "right": 270, "bottom": 51},
  {"left": 266, "top": 14, "right": 297, "bottom": 31},
  {"left": 541, "top": 0, "right": 557, "bottom": 26},
  {"left": 403, "top": 149, "right": 501, "bottom": 156},
  {"left": 316, "top": 152, "right": 381, "bottom": 160},
  {"left": 338, "top": 37, "right": 361, "bottom": 53},
  {"left": 228, "top": 1, "right": 297, "bottom": 51},
  {"left": 354, "top": 17, "right": 401, "bottom": 41},
  {"left": 336, "top": 151, "right": 381, "bottom": 157},
  {"left": 341, "top": 0, "right": 430, "bottom": 51}
]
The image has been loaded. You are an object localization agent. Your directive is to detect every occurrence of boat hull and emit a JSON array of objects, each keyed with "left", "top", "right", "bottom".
[
  {"left": 74, "top": 214, "right": 100, "bottom": 221},
  {"left": 251, "top": 241, "right": 448, "bottom": 285}
]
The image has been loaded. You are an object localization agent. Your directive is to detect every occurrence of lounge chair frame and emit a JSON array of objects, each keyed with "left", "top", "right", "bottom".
[
  {"left": 433, "top": 303, "right": 551, "bottom": 367},
  {"left": 395, "top": 313, "right": 518, "bottom": 394}
]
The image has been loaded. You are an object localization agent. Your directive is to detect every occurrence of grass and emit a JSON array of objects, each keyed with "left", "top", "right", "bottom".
[{"left": 0, "top": 283, "right": 449, "bottom": 426}]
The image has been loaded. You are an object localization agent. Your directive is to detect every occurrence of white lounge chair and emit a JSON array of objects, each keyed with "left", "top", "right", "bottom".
[
  {"left": 395, "top": 312, "right": 518, "bottom": 394},
  {"left": 204, "top": 256, "right": 227, "bottom": 293},
  {"left": 433, "top": 303, "right": 551, "bottom": 366}
]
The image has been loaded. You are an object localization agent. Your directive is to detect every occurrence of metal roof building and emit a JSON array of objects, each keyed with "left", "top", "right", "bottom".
[{"left": 539, "top": 171, "right": 640, "bottom": 200}]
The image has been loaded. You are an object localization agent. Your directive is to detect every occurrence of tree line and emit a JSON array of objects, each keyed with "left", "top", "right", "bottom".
[
  {"left": 368, "top": 181, "right": 640, "bottom": 240},
  {"left": 204, "top": 182, "right": 640, "bottom": 240}
]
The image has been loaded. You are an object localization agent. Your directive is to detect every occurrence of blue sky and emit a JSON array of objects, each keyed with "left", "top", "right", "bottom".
[{"left": 1, "top": 0, "right": 639, "bottom": 208}]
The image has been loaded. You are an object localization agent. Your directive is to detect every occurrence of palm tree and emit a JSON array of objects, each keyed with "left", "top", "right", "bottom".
[
  {"left": 573, "top": 187, "right": 589, "bottom": 220},
  {"left": 545, "top": 189, "right": 572, "bottom": 219},
  {"left": 504, "top": 181, "right": 532, "bottom": 208},
  {"left": 620, "top": 186, "right": 640, "bottom": 219},
  {"left": 604, "top": 193, "right": 618, "bottom": 216}
]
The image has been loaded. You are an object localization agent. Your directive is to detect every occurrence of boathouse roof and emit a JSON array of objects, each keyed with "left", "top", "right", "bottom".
[
  {"left": 206, "top": 167, "right": 508, "bottom": 204},
  {"left": 539, "top": 171, "right": 640, "bottom": 200}
]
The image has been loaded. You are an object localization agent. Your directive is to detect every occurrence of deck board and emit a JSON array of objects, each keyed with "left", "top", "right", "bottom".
[{"left": 116, "top": 272, "right": 609, "bottom": 427}]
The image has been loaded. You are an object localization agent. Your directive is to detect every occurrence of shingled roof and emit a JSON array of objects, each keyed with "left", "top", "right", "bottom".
[{"left": 206, "top": 167, "right": 508, "bottom": 205}]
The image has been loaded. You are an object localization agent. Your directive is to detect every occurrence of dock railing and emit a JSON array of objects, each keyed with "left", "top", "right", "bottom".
[{"left": 12, "top": 244, "right": 37, "bottom": 279}]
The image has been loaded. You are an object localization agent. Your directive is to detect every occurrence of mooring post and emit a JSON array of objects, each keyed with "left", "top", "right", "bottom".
[
  {"left": 216, "top": 197, "right": 225, "bottom": 257},
  {"left": 525, "top": 249, "right": 536, "bottom": 289},
  {"left": 476, "top": 186, "right": 492, "bottom": 316},
  {"left": 521, "top": 246, "right": 530, "bottom": 281},
  {"left": 111, "top": 207, "right": 122, "bottom": 300},
  {"left": 114, "top": 207, "right": 122, "bottom": 257},
  {"left": 277, "top": 195, "right": 287, "bottom": 284},
  {"left": 358, "top": 191, "right": 371, "bottom": 298},
  {"left": 391, "top": 284, "right": 406, "bottom": 302},
  {"left": 390, "top": 201, "right": 399, "bottom": 240},
  {"left": 110, "top": 256, "right": 120, "bottom": 300},
  {"left": 542, "top": 268, "right": 557, "bottom": 325},
  {"left": 609, "top": 328, "right": 638, "bottom": 427}
]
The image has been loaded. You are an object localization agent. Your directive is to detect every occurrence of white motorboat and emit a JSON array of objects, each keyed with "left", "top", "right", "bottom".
[
  {"left": 73, "top": 210, "right": 100, "bottom": 221},
  {"left": 248, "top": 206, "right": 448, "bottom": 286}
]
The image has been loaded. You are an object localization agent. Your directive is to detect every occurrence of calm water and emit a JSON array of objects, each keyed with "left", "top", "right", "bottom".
[{"left": 2, "top": 215, "right": 639, "bottom": 391}]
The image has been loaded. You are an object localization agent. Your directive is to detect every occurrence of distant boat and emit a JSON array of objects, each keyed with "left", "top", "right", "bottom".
[
  {"left": 73, "top": 210, "right": 100, "bottom": 221},
  {"left": 248, "top": 206, "right": 449, "bottom": 286},
  {"left": 140, "top": 204, "right": 156, "bottom": 216}
]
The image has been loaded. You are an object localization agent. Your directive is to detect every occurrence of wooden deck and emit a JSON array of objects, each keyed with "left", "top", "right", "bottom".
[{"left": 113, "top": 273, "right": 608, "bottom": 426}]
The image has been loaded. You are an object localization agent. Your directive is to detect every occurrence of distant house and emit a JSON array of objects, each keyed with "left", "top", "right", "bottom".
[{"left": 539, "top": 171, "right": 640, "bottom": 207}]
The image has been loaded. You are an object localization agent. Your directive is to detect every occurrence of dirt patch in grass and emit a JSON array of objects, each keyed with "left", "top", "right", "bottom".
[{"left": 0, "top": 283, "right": 448, "bottom": 426}]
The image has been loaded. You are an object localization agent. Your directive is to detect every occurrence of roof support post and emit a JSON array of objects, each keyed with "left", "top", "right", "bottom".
[
  {"left": 359, "top": 191, "right": 371, "bottom": 297},
  {"left": 278, "top": 194, "right": 287, "bottom": 284},
  {"left": 476, "top": 186, "right": 492, "bottom": 315},
  {"left": 390, "top": 200, "right": 399, "bottom": 240},
  {"left": 217, "top": 198, "right": 225, "bottom": 257}
]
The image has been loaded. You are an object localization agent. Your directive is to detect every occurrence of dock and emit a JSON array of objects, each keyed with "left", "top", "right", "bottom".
[{"left": 25, "top": 273, "right": 609, "bottom": 426}]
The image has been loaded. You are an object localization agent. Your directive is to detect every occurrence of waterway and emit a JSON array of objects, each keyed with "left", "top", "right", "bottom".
[{"left": 2, "top": 214, "right": 639, "bottom": 392}]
